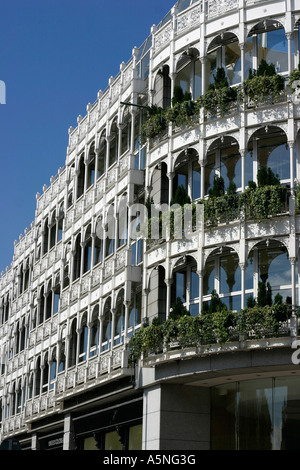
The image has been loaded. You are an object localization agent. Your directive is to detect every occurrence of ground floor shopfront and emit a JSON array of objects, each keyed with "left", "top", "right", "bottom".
[{"left": 7, "top": 349, "right": 300, "bottom": 450}]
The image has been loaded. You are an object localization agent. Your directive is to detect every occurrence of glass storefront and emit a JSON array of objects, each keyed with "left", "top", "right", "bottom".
[{"left": 211, "top": 376, "right": 300, "bottom": 450}]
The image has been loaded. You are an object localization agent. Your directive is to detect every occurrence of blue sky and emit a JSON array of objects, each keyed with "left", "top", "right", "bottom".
[{"left": 0, "top": 0, "right": 175, "bottom": 273}]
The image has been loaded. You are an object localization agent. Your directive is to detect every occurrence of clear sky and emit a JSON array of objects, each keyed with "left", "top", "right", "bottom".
[{"left": 0, "top": 0, "right": 176, "bottom": 273}]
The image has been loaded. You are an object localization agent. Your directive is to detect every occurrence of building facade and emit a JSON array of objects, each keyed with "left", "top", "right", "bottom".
[{"left": 1, "top": 0, "right": 300, "bottom": 450}]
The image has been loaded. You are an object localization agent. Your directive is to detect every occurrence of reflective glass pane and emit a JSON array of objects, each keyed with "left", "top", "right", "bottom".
[
  {"left": 190, "top": 270, "right": 199, "bottom": 299},
  {"left": 220, "top": 253, "right": 241, "bottom": 293},
  {"left": 203, "top": 259, "right": 215, "bottom": 296},
  {"left": 223, "top": 41, "right": 241, "bottom": 85},
  {"left": 192, "top": 161, "right": 201, "bottom": 200},
  {"left": 258, "top": 28, "right": 288, "bottom": 73}
]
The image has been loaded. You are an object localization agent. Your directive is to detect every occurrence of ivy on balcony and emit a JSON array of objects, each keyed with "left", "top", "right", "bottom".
[
  {"left": 243, "top": 60, "right": 285, "bottom": 107},
  {"left": 202, "top": 169, "right": 288, "bottom": 228},
  {"left": 141, "top": 61, "right": 286, "bottom": 142},
  {"left": 128, "top": 294, "right": 292, "bottom": 365}
]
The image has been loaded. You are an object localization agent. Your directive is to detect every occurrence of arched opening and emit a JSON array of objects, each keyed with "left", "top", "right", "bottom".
[
  {"left": 175, "top": 48, "right": 201, "bottom": 99},
  {"left": 87, "top": 143, "right": 96, "bottom": 188},
  {"left": 173, "top": 148, "right": 200, "bottom": 201},
  {"left": 57, "top": 204, "right": 64, "bottom": 243},
  {"left": 45, "top": 281, "right": 53, "bottom": 321},
  {"left": 35, "top": 356, "right": 41, "bottom": 396},
  {"left": 153, "top": 64, "right": 172, "bottom": 109},
  {"left": 49, "top": 211, "right": 56, "bottom": 250},
  {"left": 121, "top": 107, "right": 132, "bottom": 156},
  {"left": 68, "top": 319, "right": 77, "bottom": 368},
  {"left": 109, "top": 119, "right": 119, "bottom": 168},
  {"left": 94, "top": 217, "right": 103, "bottom": 266},
  {"left": 205, "top": 136, "right": 241, "bottom": 194},
  {"left": 42, "top": 353, "right": 49, "bottom": 393},
  {"left": 246, "top": 20, "right": 289, "bottom": 77},
  {"left": 207, "top": 33, "right": 241, "bottom": 87},
  {"left": 49, "top": 349, "right": 57, "bottom": 390},
  {"left": 115, "top": 290, "right": 125, "bottom": 346},
  {"left": 102, "top": 298, "right": 112, "bottom": 352},
  {"left": 105, "top": 204, "right": 115, "bottom": 258},
  {"left": 128, "top": 287, "right": 142, "bottom": 335},
  {"left": 203, "top": 247, "right": 241, "bottom": 312},
  {"left": 90, "top": 305, "right": 100, "bottom": 357},
  {"left": 97, "top": 131, "right": 107, "bottom": 178},
  {"left": 76, "top": 153, "right": 85, "bottom": 200},
  {"left": 247, "top": 126, "right": 290, "bottom": 186},
  {"left": 73, "top": 233, "right": 82, "bottom": 281},
  {"left": 83, "top": 225, "right": 92, "bottom": 274},
  {"left": 79, "top": 312, "right": 88, "bottom": 363},
  {"left": 247, "top": 240, "right": 293, "bottom": 307},
  {"left": 172, "top": 256, "right": 199, "bottom": 316}
]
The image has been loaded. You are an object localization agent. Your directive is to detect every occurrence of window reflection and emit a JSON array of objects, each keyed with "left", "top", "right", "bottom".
[{"left": 211, "top": 376, "right": 300, "bottom": 450}]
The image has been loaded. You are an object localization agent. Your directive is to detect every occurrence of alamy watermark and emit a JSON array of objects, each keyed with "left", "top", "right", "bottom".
[
  {"left": 94, "top": 201, "right": 204, "bottom": 242},
  {"left": 0, "top": 80, "right": 6, "bottom": 104}
]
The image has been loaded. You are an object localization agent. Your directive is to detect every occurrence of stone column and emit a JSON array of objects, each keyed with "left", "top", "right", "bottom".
[{"left": 63, "top": 413, "right": 76, "bottom": 450}]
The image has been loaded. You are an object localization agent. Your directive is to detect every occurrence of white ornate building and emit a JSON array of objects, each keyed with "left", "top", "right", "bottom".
[{"left": 1, "top": 0, "right": 300, "bottom": 450}]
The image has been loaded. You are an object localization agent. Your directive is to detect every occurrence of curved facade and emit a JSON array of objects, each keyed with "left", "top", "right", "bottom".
[{"left": 1, "top": 0, "right": 300, "bottom": 451}]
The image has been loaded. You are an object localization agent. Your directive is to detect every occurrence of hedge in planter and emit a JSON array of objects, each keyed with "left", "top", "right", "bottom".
[{"left": 243, "top": 59, "right": 285, "bottom": 107}]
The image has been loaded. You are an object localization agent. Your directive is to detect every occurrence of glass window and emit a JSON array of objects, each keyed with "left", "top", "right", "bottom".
[
  {"left": 129, "top": 424, "right": 142, "bottom": 450},
  {"left": 211, "top": 376, "right": 300, "bottom": 450},
  {"left": 220, "top": 253, "right": 241, "bottom": 294},
  {"left": 258, "top": 28, "right": 288, "bottom": 74},
  {"left": 223, "top": 41, "right": 241, "bottom": 86},
  {"left": 203, "top": 259, "right": 215, "bottom": 296},
  {"left": 258, "top": 136, "right": 290, "bottom": 182},
  {"left": 190, "top": 269, "right": 199, "bottom": 299},
  {"left": 192, "top": 161, "right": 201, "bottom": 200},
  {"left": 220, "top": 146, "right": 241, "bottom": 190},
  {"left": 105, "top": 431, "right": 123, "bottom": 450}
]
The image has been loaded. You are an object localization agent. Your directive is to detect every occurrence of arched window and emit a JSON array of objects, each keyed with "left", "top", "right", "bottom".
[
  {"left": 203, "top": 248, "right": 241, "bottom": 312},
  {"left": 171, "top": 256, "right": 199, "bottom": 316},
  {"left": 87, "top": 144, "right": 96, "bottom": 188},
  {"left": 49, "top": 211, "right": 56, "bottom": 250},
  {"left": 50, "top": 349, "right": 57, "bottom": 390},
  {"left": 68, "top": 319, "right": 77, "bottom": 368},
  {"left": 63, "top": 264, "right": 70, "bottom": 289},
  {"left": 59, "top": 341, "right": 66, "bottom": 373},
  {"left": 173, "top": 149, "right": 200, "bottom": 201},
  {"left": 115, "top": 290, "right": 125, "bottom": 346},
  {"left": 90, "top": 305, "right": 100, "bottom": 357},
  {"left": 248, "top": 126, "right": 290, "bottom": 185},
  {"left": 153, "top": 64, "right": 172, "bottom": 109},
  {"left": 175, "top": 48, "right": 201, "bottom": 99},
  {"left": 118, "top": 195, "right": 128, "bottom": 247},
  {"left": 246, "top": 20, "right": 289, "bottom": 77},
  {"left": 73, "top": 233, "right": 82, "bottom": 281},
  {"left": 129, "top": 289, "right": 142, "bottom": 333},
  {"left": 102, "top": 298, "right": 112, "bottom": 352},
  {"left": 57, "top": 204, "right": 64, "bottom": 243},
  {"left": 207, "top": 33, "right": 241, "bottom": 87},
  {"left": 105, "top": 204, "right": 115, "bottom": 257},
  {"left": 79, "top": 313, "right": 88, "bottom": 363},
  {"left": 109, "top": 119, "right": 119, "bottom": 168},
  {"left": 42, "top": 354, "right": 49, "bottom": 393},
  {"left": 53, "top": 275, "right": 60, "bottom": 315},
  {"left": 97, "top": 132, "right": 107, "bottom": 178},
  {"left": 205, "top": 137, "right": 241, "bottom": 194},
  {"left": 134, "top": 109, "right": 147, "bottom": 170},
  {"left": 76, "top": 153, "right": 85, "bottom": 200},
  {"left": 35, "top": 357, "right": 41, "bottom": 396},
  {"left": 42, "top": 219, "right": 49, "bottom": 256},
  {"left": 19, "top": 319, "right": 26, "bottom": 352},
  {"left": 83, "top": 225, "right": 92, "bottom": 274},
  {"left": 45, "top": 281, "right": 53, "bottom": 321},
  {"left": 121, "top": 108, "right": 132, "bottom": 156}
]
